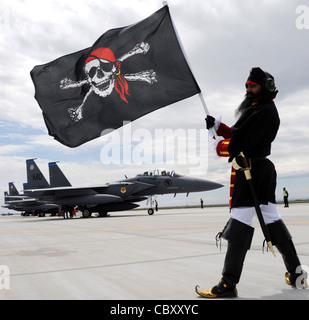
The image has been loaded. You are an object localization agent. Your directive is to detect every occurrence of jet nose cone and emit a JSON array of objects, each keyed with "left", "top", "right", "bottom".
[
  {"left": 208, "top": 180, "right": 224, "bottom": 190},
  {"left": 193, "top": 178, "right": 223, "bottom": 191}
]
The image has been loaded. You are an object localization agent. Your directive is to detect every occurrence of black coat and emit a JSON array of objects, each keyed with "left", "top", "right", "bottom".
[
  {"left": 228, "top": 101, "right": 280, "bottom": 207},
  {"left": 228, "top": 101, "right": 280, "bottom": 159}
]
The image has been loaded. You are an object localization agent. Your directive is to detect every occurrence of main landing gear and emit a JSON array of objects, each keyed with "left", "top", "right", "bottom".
[
  {"left": 82, "top": 209, "right": 91, "bottom": 218},
  {"left": 81, "top": 209, "right": 108, "bottom": 218}
]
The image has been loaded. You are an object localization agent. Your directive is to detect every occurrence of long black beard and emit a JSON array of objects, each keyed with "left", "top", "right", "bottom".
[{"left": 235, "top": 92, "right": 254, "bottom": 118}]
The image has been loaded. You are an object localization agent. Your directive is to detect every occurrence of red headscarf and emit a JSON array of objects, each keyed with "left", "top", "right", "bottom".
[{"left": 85, "top": 48, "right": 130, "bottom": 103}]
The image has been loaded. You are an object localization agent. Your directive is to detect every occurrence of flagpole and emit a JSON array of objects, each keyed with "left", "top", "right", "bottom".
[
  {"left": 198, "top": 93, "right": 217, "bottom": 138},
  {"left": 163, "top": 1, "right": 217, "bottom": 138}
]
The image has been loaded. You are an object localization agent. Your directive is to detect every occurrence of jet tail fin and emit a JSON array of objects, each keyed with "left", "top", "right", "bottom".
[
  {"left": 25, "top": 159, "right": 50, "bottom": 190},
  {"left": 49, "top": 162, "right": 72, "bottom": 187},
  {"left": 4, "top": 191, "right": 8, "bottom": 204},
  {"left": 8, "top": 182, "right": 19, "bottom": 196}
]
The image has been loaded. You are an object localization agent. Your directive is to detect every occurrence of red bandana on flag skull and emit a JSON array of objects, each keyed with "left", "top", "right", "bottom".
[{"left": 84, "top": 47, "right": 130, "bottom": 103}]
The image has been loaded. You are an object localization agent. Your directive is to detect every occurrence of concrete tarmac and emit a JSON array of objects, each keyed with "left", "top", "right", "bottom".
[{"left": 0, "top": 203, "right": 308, "bottom": 300}]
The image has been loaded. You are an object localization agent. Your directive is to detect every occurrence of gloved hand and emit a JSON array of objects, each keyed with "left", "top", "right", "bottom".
[{"left": 205, "top": 115, "right": 215, "bottom": 130}]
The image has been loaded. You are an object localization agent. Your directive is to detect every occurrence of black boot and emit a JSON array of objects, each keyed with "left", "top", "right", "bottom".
[
  {"left": 267, "top": 219, "right": 307, "bottom": 287},
  {"left": 220, "top": 218, "right": 255, "bottom": 287},
  {"left": 196, "top": 219, "right": 254, "bottom": 298}
]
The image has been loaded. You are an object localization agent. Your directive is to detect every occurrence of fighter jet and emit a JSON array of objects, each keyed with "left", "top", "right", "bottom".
[
  {"left": 3, "top": 182, "right": 58, "bottom": 216},
  {"left": 123, "top": 169, "right": 223, "bottom": 215},
  {"left": 22, "top": 162, "right": 223, "bottom": 218},
  {"left": 2, "top": 159, "right": 70, "bottom": 216}
]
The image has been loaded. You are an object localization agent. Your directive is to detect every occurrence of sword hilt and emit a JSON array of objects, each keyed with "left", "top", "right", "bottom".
[{"left": 232, "top": 152, "right": 251, "bottom": 180}]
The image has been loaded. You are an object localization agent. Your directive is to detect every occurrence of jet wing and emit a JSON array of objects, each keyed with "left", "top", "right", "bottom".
[
  {"left": 24, "top": 181, "right": 155, "bottom": 206},
  {"left": 45, "top": 194, "right": 123, "bottom": 206},
  {"left": 5, "top": 196, "right": 36, "bottom": 201},
  {"left": 4, "top": 195, "right": 38, "bottom": 205},
  {"left": 5, "top": 198, "right": 37, "bottom": 204},
  {"left": 24, "top": 185, "right": 108, "bottom": 197},
  {"left": 3, "top": 196, "right": 58, "bottom": 210}
]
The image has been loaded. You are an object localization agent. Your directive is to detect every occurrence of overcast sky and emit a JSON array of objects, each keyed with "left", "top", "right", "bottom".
[{"left": 1, "top": 0, "right": 309, "bottom": 211}]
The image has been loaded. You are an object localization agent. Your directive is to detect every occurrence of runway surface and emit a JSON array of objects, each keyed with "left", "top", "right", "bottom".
[{"left": 0, "top": 203, "right": 308, "bottom": 300}]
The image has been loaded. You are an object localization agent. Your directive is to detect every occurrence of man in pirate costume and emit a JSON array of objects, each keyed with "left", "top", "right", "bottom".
[{"left": 196, "top": 67, "right": 307, "bottom": 298}]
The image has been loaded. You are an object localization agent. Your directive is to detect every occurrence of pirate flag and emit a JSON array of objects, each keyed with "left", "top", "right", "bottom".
[{"left": 31, "top": 5, "right": 201, "bottom": 147}]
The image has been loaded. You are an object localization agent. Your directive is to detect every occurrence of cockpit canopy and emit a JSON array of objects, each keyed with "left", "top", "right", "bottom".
[{"left": 139, "top": 168, "right": 182, "bottom": 177}]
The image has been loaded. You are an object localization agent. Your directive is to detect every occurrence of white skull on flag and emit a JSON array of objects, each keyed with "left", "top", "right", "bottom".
[{"left": 60, "top": 42, "right": 157, "bottom": 121}]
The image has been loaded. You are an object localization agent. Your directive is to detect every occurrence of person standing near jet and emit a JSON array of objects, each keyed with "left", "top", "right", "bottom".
[
  {"left": 283, "top": 187, "right": 289, "bottom": 207},
  {"left": 196, "top": 67, "right": 306, "bottom": 298}
]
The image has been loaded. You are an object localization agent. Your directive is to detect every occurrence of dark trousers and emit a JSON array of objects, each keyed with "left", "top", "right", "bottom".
[
  {"left": 219, "top": 218, "right": 302, "bottom": 287},
  {"left": 284, "top": 196, "right": 289, "bottom": 207}
]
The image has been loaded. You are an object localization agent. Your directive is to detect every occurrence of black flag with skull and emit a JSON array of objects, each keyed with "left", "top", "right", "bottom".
[{"left": 31, "top": 5, "right": 200, "bottom": 147}]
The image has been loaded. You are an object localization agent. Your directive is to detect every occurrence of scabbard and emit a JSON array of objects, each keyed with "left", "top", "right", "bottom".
[
  {"left": 246, "top": 177, "right": 275, "bottom": 254},
  {"left": 234, "top": 152, "right": 276, "bottom": 257}
]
